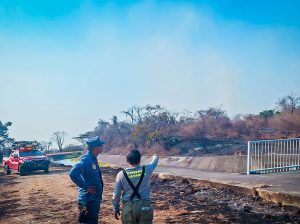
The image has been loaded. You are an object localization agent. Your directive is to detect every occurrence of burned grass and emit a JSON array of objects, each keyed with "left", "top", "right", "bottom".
[{"left": 0, "top": 166, "right": 299, "bottom": 224}]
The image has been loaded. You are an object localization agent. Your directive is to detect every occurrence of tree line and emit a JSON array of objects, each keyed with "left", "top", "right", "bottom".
[
  {"left": 1, "top": 94, "right": 300, "bottom": 157},
  {"left": 74, "top": 94, "right": 300, "bottom": 155}
]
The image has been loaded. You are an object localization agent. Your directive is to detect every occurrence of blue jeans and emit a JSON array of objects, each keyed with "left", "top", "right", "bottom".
[{"left": 78, "top": 201, "right": 101, "bottom": 224}]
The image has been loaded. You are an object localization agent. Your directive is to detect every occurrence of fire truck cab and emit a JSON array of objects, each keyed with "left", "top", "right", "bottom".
[{"left": 3, "top": 141, "right": 50, "bottom": 176}]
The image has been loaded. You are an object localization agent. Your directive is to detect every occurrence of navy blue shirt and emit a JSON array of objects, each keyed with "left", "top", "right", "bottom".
[{"left": 69, "top": 150, "right": 103, "bottom": 203}]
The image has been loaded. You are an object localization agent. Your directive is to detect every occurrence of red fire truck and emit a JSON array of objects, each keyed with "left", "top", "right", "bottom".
[{"left": 3, "top": 141, "right": 50, "bottom": 176}]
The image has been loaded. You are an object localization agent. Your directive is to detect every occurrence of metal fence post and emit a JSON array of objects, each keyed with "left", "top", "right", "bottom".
[{"left": 247, "top": 141, "right": 251, "bottom": 175}]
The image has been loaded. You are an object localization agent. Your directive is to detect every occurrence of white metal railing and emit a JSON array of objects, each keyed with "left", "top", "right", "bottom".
[{"left": 247, "top": 138, "right": 300, "bottom": 175}]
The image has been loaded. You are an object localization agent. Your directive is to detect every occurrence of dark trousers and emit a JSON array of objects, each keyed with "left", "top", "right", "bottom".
[
  {"left": 122, "top": 199, "right": 153, "bottom": 224},
  {"left": 78, "top": 201, "right": 101, "bottom": 224}
]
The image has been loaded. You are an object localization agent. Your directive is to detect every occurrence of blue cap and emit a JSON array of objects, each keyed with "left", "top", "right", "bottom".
[{"left": 86, "top": 136, "right": 105, "bottom": 148}]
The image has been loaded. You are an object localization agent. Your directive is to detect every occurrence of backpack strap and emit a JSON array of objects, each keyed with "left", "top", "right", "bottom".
[{"left": 122, "top": 166, "right": 145, "bottom": 200}]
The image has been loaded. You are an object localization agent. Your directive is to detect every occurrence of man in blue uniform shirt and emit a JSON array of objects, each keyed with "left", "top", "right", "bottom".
[{"left": 69, "top": 136, "right": 105, "bottom": 224}]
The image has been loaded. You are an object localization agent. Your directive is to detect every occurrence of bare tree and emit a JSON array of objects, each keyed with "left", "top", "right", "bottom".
[
  {"left": 51, "top": 131, "right": 66, "bottom": 152},
  {"left": 122, "top": 106, "right": 144, "bottom": 124},
  {"left": 122, "top": 108, "right": 135, "bottom": 124},
  {"left": 277, "top": 94, "right": 300, "bottom": 115},
  {"left": 133, "top": 106, "right": 145, "bottom": 123},
  {"left": 145, "top": 104, "right": 164, "bottom": 117},
  {"left": 39, "top": 141, "right": 52, "bottom": 152}
]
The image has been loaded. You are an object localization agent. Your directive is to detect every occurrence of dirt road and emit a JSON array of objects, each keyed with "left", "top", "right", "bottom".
[{"left": 0, "top": 165, "right": 299, "bottom": 224}]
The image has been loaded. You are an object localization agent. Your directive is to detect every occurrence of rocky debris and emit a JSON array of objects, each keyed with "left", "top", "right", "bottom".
[
  {"left": 152, "top": 174, "right": 300, "bottom": 223},
  {"left": 254, "top": 183, "right": 273, "bottom": 189},
  {"left": 243, "top": 204, "right": 253, "bottom": 213}
]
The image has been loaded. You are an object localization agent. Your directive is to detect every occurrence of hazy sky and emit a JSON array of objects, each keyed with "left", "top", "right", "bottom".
[{"left": 1, "top": 0, "right": 300, "bottom": 145}]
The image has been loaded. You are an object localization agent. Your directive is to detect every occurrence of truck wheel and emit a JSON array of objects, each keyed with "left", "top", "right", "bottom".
[
  {"left": 4, "top": 164, "right": 11, "bottom": 175},
  {"left": 19, "top": 165, "right": 26, "bottom": 176},
  {"left": 44, "top": 167, "right": 49, "bottom": 174}
]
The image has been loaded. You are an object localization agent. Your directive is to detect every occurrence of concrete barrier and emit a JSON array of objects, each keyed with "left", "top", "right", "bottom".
[{"left": 99, "top": 154, "right": 247, "bottom": 173}]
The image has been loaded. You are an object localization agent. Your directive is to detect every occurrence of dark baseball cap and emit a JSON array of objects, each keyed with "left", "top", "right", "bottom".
[{"left": 86, "top": 136, "right": 105, "bottom": 148}]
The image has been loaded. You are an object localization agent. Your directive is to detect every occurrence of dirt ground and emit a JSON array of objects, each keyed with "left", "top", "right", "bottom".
[{"left": 0, "top": 165, "right": 299, "bottom": 224}]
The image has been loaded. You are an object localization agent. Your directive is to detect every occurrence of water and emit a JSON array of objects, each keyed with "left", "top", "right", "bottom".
[
  {"left": 55, "top": 158, "right": 111, "bottom": 168},
  {"left": 55, "top": 159, "right": 76, "bottom": 166}
]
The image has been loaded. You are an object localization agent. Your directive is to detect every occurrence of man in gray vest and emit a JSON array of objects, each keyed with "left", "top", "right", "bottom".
[{"left": 112, "top": 149, "right": 159, "bottom": 224}]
